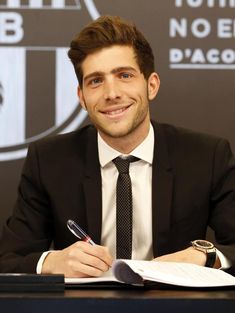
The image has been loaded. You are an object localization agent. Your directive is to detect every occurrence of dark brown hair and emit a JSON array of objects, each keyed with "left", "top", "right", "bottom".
[{"left": 68, "top": 15, "right": 155, "bottom": 87}]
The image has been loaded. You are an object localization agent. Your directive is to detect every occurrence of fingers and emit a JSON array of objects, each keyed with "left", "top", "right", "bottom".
[
  {"left": 74, "top": 241, "right": 113, "bottom": 267},
  {"left": 66, "top": 258, "right": 107, "bottom": 277},
  {"left": 42, "top": 241, "right": 113, "bottom": 278},
  {"left": 67, "top": 242, "right": 112, "bottom": 275}
]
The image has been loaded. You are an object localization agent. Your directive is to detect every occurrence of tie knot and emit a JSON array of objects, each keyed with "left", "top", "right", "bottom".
[{"left": 113, "top": 156, "right": 139, "bottom": 174}]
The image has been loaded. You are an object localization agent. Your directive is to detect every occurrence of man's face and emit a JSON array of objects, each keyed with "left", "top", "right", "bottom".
[{"left": 78, "top": 45, "right": 159, "bottom": 141}]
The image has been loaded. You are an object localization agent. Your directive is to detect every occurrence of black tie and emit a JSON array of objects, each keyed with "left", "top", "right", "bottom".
[{"left": 113, "top": 156, "right": 139, "bottom": 259}]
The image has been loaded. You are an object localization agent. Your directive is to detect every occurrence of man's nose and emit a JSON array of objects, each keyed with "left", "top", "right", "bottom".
[{"left": 103, "top": 79, "right": 121, "bottom": 100}]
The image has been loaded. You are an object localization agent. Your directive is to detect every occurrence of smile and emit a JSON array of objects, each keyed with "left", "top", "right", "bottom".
[
  {"left": 102, "top": 105, "right": 132, "bottom": 118},
  {"left": 106, "top": 107, "right": 127, "bottom": 115}
]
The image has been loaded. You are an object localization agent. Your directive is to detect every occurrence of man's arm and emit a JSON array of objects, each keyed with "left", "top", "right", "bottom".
[
  {"left": 0, "top": 143, "right": 54, "bottom": 272},
  {"left": 153, "top": 247, "right": 221, "bottom": 268},
  {"left": 41, "top": 241, "right": 112, "bottom": 278},
  {"left": 153, "top": 138, "right": 235, "bottom": 274},
  {"left": 0, "top": 137, "right": 113, "bottom": 276}
]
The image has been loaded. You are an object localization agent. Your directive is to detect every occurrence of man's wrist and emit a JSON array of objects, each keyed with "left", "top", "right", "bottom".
[
  {"left": 36, "top": 251, "right": 54, "bottom": 274},
  {"left": 188, "top": 246, "right": 207, "bottom": 266},
  {"left": 191, "top": 240, "right": 216, "bottom": 268}
]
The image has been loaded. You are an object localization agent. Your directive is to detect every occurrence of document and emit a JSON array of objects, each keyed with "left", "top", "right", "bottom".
[{"left": 65, "top": 260, "right": 235, "bottom": 288}]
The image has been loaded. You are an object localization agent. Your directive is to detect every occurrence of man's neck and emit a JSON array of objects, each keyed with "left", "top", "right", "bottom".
[{"left": 98, "top": 121, "right": 150, "bottom": 154}]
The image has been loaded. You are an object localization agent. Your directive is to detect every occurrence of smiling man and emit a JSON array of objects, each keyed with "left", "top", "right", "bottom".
[
  {"left": 78, "top": 45, "right": 159, "bottom": 152},
  {"left": 0, "top": 16, "right": 235, "bottom": 277}
]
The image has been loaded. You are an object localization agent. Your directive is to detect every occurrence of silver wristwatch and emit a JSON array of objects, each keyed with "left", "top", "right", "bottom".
[{"left": 191, "top": 239, "right": 216, "bottom": 268}]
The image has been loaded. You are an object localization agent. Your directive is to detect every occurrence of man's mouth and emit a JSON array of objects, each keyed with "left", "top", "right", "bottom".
[
  {"left": 106, "top": 107, "right": 127, "bottom": 115},
  {"left": 101, "top": 105, "right": 132, "bottom": 117}
]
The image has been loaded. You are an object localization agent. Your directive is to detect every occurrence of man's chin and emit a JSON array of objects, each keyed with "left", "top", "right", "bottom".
[{"left": 98, "top": 125, "right": 133, "bottom": 139}]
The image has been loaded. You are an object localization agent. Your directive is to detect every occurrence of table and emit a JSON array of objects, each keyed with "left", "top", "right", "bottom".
[{"left": 0, "top": 288, "right": 235, "bottom": 313}]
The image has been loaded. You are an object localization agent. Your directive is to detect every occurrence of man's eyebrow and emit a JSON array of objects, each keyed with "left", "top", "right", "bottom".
[
  {"left": 83, "top": 67, "right": 138, "bottom": 83},
  {"left": 83, "top": 71, "right": 104, "bottom": 83},
  {"left": 111, "top": 66, "right": 138, "bottom": 74}
]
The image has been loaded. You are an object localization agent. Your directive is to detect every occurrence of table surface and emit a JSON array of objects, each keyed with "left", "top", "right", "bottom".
[
  {"left": 1, "top": 287, "right": 235, "bottom": 298},
  {"left": 0, "top": 287, "right": 235, "bottom": 313}
]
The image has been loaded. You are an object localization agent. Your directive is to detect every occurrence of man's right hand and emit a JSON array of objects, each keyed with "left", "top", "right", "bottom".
[{"left": 41, "top": 241, "right": 113, "bottom": 278}]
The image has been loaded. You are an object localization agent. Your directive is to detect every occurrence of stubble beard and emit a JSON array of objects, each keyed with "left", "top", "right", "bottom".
[
  {"left": 83, "top": 93, "right": 150, "bottom": 140},
  {"left": 95, "top": 105, "right": 150, "bottom": 140}
]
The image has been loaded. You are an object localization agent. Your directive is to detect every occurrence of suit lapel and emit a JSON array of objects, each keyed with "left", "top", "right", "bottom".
[
  {"left": 82, "top": 123, "right": 174, "bottom": 252},
  {"left": 152, "top": 122, "right": 173, "bottom": 257},
  {"left": 83, "top": 127, "right": 102, "bottom": 244}
]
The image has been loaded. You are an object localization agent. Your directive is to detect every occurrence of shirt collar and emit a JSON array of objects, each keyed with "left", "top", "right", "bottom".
[{"left": 98, "top": 124, "right": 154, "bottom": 168}]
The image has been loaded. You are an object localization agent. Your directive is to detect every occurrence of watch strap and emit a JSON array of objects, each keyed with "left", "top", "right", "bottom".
[
  {"left": 191, "top": 240, "right": 217, "bottom": 268},
  {"left": 205, "top": 250, "right": 216, "bottom": 268}
]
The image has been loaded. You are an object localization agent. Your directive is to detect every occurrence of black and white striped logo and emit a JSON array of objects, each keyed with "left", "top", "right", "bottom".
[
  {"left": 0, "top": 0, "right": 82, "bottom": 10},
  {"left": 0, "top": 0, "right": 100, "bottom": 161}
]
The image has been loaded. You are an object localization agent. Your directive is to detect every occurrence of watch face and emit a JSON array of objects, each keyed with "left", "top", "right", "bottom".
[{"left": 195, "top": 240, "right": 214, "bottom": 249}]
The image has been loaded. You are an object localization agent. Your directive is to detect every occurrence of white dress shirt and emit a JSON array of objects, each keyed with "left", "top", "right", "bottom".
[{"left": 98, "top": 125, "right": 154, "bottom": 260}]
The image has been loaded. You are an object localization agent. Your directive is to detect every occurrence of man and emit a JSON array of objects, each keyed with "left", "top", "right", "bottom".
[{"left": 0, "top": 16, "right": 235, "bottom": 277}]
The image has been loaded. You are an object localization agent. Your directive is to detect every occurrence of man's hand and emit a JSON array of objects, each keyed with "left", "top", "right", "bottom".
[
  {"left": 153, "top": 247, "right": 221, "bottom": 268},
  {"left": 41, "top": 241, "right": 113, "bottom": 278}
]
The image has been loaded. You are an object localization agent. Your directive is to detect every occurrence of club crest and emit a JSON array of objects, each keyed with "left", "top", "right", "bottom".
[{"left": 0, "top": 0, "right": 100, "bottom": 161}]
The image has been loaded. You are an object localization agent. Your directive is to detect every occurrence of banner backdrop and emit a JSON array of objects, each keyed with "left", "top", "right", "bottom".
[{"left": 0, "top": 0, "right": 235, "bottom": 232}]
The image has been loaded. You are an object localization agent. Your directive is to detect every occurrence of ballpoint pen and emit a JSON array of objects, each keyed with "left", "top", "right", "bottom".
[{"left": 67, "top": 219, "right": 95, "bottom": 245}]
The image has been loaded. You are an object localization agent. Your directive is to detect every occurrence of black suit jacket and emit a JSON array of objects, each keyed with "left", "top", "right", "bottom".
[{"left": 0, "top": 122, "right": 235, "bottom": 274}]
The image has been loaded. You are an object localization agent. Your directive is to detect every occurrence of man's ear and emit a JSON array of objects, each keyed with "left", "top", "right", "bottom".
[
  {"left": 147, "top": 72, "right": 160, "bottom": 101},
  {"left": 77, "top": 86, "right": 86, "bottom": 110}
]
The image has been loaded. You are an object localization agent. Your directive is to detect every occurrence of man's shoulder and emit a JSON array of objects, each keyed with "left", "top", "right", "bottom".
[
  {"left": 154, "top": 121, "right": 226, "bottom": 146},
  {"left": 32, "top": 124, "right": 96, "bottom": 149},
  {"left": 152, "top": 121, "right": 231, "bottom": 161},
  {"left": 27, "top": 124, "right": 97, "bottom": 160}
]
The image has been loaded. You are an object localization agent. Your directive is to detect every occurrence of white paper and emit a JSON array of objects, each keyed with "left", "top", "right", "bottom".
[
  {"left": 120, "top": 260, "right": 235, "bottom": 287},
  {"left": 65, "top": 260, "right": 235, "bottom": 288}
]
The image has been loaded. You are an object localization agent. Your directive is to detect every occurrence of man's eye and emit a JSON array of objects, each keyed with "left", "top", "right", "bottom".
[
  {"left": 120, "top": 73, "right": 132, "bottom": 79},
  {"left": 90, "top": 77, "right": 102, "bottom": 85}
]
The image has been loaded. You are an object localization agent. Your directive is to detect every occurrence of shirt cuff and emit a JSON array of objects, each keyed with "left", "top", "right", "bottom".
[
  {"left": 36, "top": 251, "right": 53, "bottom": 274},
  {"left": 217, "top": 249, "right": 232, "bottom": 269}
]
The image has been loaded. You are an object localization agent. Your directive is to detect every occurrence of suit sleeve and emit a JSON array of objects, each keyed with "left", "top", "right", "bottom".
[
  {"left": 0, "top": 143, "right": 53, "bottom": 273},
  {"left": 210, "top": 138, "right": 235, "bottom": 275}
]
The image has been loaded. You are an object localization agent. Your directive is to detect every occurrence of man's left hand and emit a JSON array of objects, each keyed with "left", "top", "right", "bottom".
[{"left": 153, "top": 247, "right": 221, "bottom": 268}]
